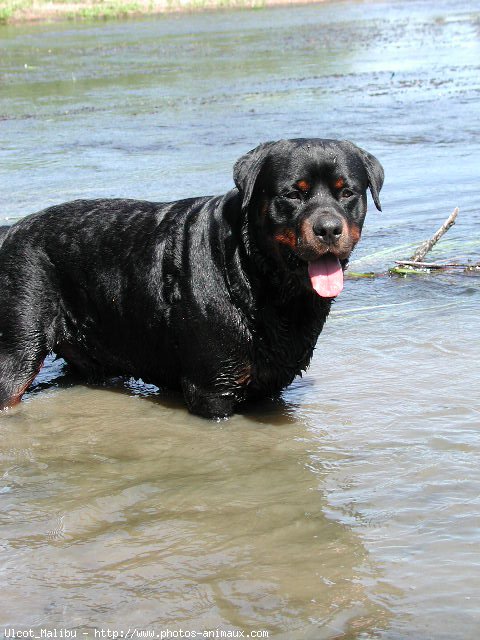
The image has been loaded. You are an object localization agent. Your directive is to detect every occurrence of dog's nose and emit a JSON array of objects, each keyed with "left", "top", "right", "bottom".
[{"left": 312, "top": 216, "right": 343, "bottom": 244}]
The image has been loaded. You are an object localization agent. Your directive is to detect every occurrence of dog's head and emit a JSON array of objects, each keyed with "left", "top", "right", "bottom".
[{"left": 234, "top": 138, "right": 384, "bottom": 298}]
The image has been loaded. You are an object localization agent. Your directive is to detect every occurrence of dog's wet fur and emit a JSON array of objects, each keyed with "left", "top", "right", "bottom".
[{"left": 0, "top": 139, "right": 383, "bottom": 418}]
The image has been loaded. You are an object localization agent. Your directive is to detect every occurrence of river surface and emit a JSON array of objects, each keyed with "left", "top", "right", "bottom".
[{"left": 0, "top": 0, "right": 479, "bottom": 637}]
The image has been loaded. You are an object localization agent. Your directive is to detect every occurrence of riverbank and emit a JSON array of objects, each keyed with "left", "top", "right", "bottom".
[{"left": 0, "top": 0, "right": 325, "bottom": 24}]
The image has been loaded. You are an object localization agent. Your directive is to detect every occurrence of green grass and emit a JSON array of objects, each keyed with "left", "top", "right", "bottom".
[
  {"left": 70, "top": 1, "right": 143, "bottom": 19},
  {"left": 0, "top": 0, "right": 32, "bottom": 23},
  {"left": 0, "top": 0, "right": 267, "bottom": 23}
]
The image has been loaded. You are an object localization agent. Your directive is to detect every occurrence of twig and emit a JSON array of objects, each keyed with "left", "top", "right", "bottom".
[
  {"left": 409, "top": 207, "right": 459, "bottom": 262},
  {"left": 394, "top": 260, "right": 469, "bottom": 269}
]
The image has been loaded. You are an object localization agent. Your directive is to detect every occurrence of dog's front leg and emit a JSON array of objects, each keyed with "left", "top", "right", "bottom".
[{"left": 180, "top": 377, "right": 243, "bottom": 420}]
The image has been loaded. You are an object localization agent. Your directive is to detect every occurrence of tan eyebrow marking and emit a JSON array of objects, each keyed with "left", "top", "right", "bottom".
[
  {"left": 334, "top": 177, "right": 345, "bottom": 190},
  {"left": 296, "top": 180, "right": 310, "bottom": 193}
]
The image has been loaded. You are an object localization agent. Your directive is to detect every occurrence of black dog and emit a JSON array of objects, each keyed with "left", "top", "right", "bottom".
[{"left": 0, "top": 139, "right": 383, "bottom": 419}]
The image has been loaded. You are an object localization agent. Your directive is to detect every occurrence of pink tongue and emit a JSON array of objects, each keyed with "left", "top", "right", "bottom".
[{"left": 308, "top": 255, "right": 344, "bottom": 298}]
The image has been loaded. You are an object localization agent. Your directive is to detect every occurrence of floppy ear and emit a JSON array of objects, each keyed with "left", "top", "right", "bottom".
[
  {"left": 357, "top": 146, "right": 384, "bottom": 212},
  {"left": 233, "top": 141, "right": 277, "bottom": 212},
  {"left": 342, "top": 141, "right": 384, "bottom": 211}
]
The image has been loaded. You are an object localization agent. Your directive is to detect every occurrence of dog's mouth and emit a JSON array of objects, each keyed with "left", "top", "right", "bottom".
[
  {"left": 272, "top": 219, "right": 358, "bottom": 298},
  {"left": 308, "top": 253, "right": 344, "bottom": 298}
]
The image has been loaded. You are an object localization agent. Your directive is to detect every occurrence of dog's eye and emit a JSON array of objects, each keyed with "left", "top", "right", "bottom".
[
  {"left": 284, "top": 190, "right": 303, "bottom": 201},
  {"left": 340, "top": 188, "right": 355, "bottom": 199}
]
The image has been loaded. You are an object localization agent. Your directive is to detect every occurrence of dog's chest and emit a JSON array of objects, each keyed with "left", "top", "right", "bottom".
[{"left": 249, "top": 298, "right": 329, "bottom": 393}]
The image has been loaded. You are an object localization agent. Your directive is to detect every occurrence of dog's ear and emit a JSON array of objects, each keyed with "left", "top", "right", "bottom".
[
  {"left": 358, "top": 147, "right": 385, "bottom": 211},
  {"left": 360, "top": 147, "right": 384, "bottom": 212},
  {"left": 343, "top": 142, "right": 384, "bottom": 211},
  {"left": 233, "top": 141, "right": 277, "bottom": 212}
]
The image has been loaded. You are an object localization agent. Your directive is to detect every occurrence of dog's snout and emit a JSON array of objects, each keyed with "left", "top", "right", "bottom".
[{"left": 312, "top": 215, "right": 343, "bottom": 244}]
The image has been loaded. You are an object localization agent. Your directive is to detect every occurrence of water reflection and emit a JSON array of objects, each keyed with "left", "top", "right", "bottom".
[{"left": 1, "top": 373, "right": 389, "bottom": 637}]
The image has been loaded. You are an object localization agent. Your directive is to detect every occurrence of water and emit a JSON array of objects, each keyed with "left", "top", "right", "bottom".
[{"left": 0, "top": 0, "right": 479, "bottom": 637}]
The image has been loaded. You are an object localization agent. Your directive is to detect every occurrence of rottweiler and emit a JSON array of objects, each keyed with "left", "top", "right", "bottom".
[{"left": 0, "top": 139, "right": 383, "bottom": 419}]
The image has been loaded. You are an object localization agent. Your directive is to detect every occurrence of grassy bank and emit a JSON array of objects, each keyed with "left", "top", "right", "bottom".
[{"left": 0, "top": 0, "right": 319, "bottom": 24}]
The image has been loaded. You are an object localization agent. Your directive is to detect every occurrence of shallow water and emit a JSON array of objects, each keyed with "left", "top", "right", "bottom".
[{"left": 0, "top": 0, "right": 479, "bottom": 637}]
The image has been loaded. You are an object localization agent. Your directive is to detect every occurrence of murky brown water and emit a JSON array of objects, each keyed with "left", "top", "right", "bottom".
[{"left": 1, "top": 0, "right": 480, "bottom": 637}]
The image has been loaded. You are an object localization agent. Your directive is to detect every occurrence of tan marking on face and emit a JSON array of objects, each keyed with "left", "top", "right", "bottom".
[
  {"left": 274, "top": 228, "right": 297, "bottom": 249},
  {"left": 334, "top": 177, "right": 345, "bottom": 190},
  {"left": 300, "top": 218, "right": 320, "bottom": 250},
  {"left": 296, "top": 180, "right": 310, "bottom": 193},
  {"left": 335, "top": 219, "right": 360, "bottom": 254},
  {"left": 347, "top": 221, "right": 361, "bottom": 245}
]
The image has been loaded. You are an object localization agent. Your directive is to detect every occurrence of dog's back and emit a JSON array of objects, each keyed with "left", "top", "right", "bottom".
[{"left": 0, "top": 226, "right": 10, "bottom": 250}]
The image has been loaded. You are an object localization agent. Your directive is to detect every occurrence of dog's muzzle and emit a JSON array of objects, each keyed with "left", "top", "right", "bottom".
[{"left": 273, "top": 210, "right": 361, "bottom": 299}]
